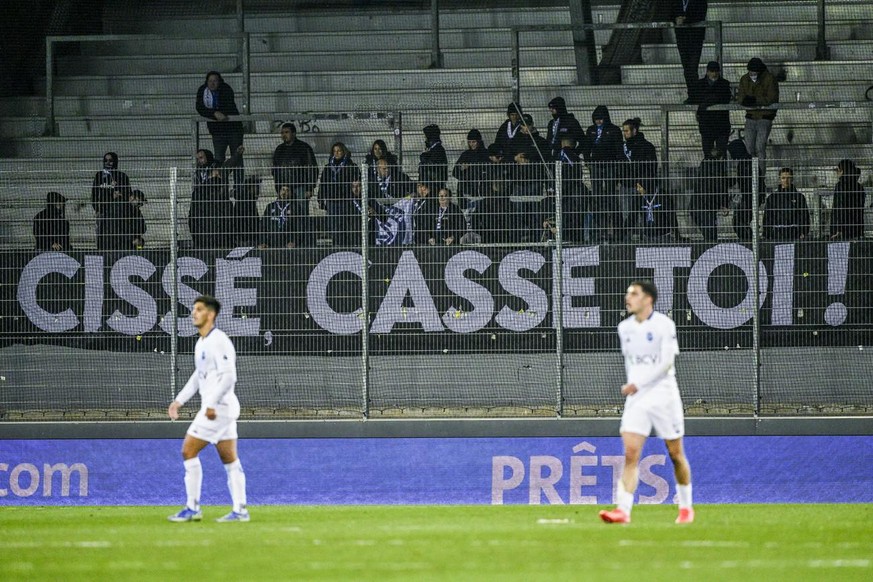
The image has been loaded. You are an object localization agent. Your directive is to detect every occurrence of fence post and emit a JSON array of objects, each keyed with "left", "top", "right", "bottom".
[
  {"left": 554, "top": 161, "right": 564, "bottom": 417},
  {"left": 815, "top": 0, "right": 830, "bottom": 60},
  {"left": 511, "top": 29, "right": 520, "bottom": 106},
  {"left": 241, "top": 33, "right": 251, "bottom": 114},
  {"left": 360, "top": 162, "right": 370, "bottom": 418},
  {"left": 713, "top": 20, "right": 723, "bottom": 65},
  {"left": 45, "top": 37, "right": 55, "bottom": 136},
  {"left": 169, "top": 166, "right": 179, "bottom": 400},
  {"left": 430, "top": 0, "right": 443, "bottom": 68},
  {"left": 751, "top": 159, "right": 761, "bottom": 416}
]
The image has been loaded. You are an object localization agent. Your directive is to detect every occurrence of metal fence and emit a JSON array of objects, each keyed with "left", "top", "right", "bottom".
[{"left": 1, "top": 156, "right": 871, "bottom": 421}]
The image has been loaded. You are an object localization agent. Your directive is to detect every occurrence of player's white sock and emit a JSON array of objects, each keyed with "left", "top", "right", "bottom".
[
  {"left": 677, "top": 483, "right": 693, "bottom": 509},
  {"left": 183, "top": 457, "right": 202, "bottom": 510},
  {"left": 617, "top": 480, "right": 634, "bottom": 515},
  {"left": 224, "top": 459, "right": 247, "bottom": 513}
]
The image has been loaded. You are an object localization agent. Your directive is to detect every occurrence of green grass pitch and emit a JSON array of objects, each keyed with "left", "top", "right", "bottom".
[{"left": 1, "top": 505, "right": 871, "bottom": 581}]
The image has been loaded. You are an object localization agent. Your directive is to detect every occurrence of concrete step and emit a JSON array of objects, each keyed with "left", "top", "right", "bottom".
[
  {"left": 45, "top": 67, "right": 583, "bottom": 96},
  {"left": 622, "top": 60, "right": 873, "bottom": 85},
  {"left": 79, "top": 29, "right": 574, "bottom": 57},
  {"left": 0, "top": 116, "right": 47, "bottom": 138},
  {"left": 101, "top": 2, "right": 873, "bottom": 35},
  {"left": 57, "top": 46, "right": 578, "bottom": 76},
  {"left": 642, "top": 40, "right": 873, "bottom": 65}
]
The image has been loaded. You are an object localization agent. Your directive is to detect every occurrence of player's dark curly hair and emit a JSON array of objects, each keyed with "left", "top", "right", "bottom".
[
  {"left": 630, "top": 279, "right": 658, "bottom": 303},
  {"left": 194, "top": 295, "right": 221, "bottom": 315}
]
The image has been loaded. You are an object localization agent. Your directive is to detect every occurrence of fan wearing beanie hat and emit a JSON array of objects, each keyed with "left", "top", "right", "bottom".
[
  {"left": 545, "top": 96, "right": 583, "bottom": 160},
  {"left": 691, "top": 60, "right": 732, "bottom": 159},
  {"left": 737, "top": 56, "right": 779, "bottom": 183},
  {"left": 34, "top": 191, "right": 71, "bottom": 251}
]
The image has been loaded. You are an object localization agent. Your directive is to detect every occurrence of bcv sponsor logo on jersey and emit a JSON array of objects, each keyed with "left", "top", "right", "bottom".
[{"left": 628, "top": 353, "right": 661, "bottom": 366}]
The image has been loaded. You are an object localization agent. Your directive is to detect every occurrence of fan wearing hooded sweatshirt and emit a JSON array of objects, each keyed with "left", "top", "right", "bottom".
[
  {"left": 494, "top": 103, "right": 526, "bottom": 160},
  {"left": 620, "top": 118, "right": 660, "bottom": 237},
  {"left": 738, "top": 57, "right": 779, "bottom": 184},
  {"left": 452, "top": 129, "right": 491, "bottom": 209},
  {"left": 545, "top": 97, "right": 583, "bottom": 161},
  {"left": 582, "top": 105, "right": 624, "bottom": 242},
  {"left": 92, "top": 152, "right": 131, "bottom": 251},
  {"left": 319, "top": 142, "right": 362, "bottom": 245}
]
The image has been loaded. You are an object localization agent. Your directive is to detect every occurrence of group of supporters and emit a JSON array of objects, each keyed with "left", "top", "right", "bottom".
[{"left": 33, "top": 63, "right": 868, "bottom": 251}]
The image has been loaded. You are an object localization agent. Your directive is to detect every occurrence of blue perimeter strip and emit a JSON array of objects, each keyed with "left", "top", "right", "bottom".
[{"left": 1, "top": 436, "right": 871, "bottom": 505}]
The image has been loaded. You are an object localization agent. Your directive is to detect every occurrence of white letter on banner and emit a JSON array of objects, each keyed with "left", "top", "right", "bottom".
[
  {"left": 554, "top": 246, "right": 600, "bottom": 328},
  {"left": 569, "top": 441, "right": 598, "bottom": 504},
  {"left": 371, "top": 251, "right": 443, "bottom": 333},
  {"left": 771, "top": 244, "right": 795, "bottom": 326},
  {"left": 160, "top": 257, "right": 209, "bottom": 337},
  {"left": 108, "top": 255, "right": 158, "bottom": 335},
  {"left": 496, "top": 250, "right": 547, "bottom": 331},
  {"left": 638, "top": 455, "right": 669, "bottom": 504},
  {"left": 17, "top": 253, "right": 80, "bottom": 332},
  {"left": 43, "top": 463, "right": 88, "bottom": 497},
  {"left": 491, "top": 456, "right": 525, "bottom": 505},
  {"left": 687, "top": 243, "right": 768, "bottom": 329},
  {"left": 635, "top": 247, "right": 692, "bottom": 313},
  {"left": 10, "top": 463, "right": 40, "bottom": 497},
  {"left": 307, "top": 252, "right": 362, "bottom": 335},
  {"left": 442, "top": 251, "right": 494, "bottom": 333},
  {"left": 529, "top": 456, "right": 564, "bottom": 505},
  {"left": 83, "top": 255, "right": 104, "bottom": 332},
  {"left": 215, "top": 249, "right": 261, "bottom": 336}
]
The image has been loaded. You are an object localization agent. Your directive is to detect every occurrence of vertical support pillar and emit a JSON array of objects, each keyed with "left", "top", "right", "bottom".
[
  {"left": 45, "top": 37, "right": 55, "bottom": 136},
  {"left": 568, "top": 0, "right": 597, "bottom": 85},
  {"left": 430, "top": 0, "right": 443, "bottom": 68},
  {"left": 241, "top": 33, "right": 251, "bottom": 114},
  {"left": 815, "top": 0, "right": 830, "bottom": 60},
  {"left": 713, "top": 21, "right": 723, "bottom": 65},
  {"left": 511, "top": 29, "right": 520, "bottom": 105}
]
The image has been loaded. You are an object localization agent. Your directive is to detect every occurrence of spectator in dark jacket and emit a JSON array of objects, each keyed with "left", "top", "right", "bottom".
[
  {"left": 272, "top": 122, "right": 318, "bottom": 231},
  {"left": 475, "top": 144, "right": 512, "bottom": 243},
  {"left": 319, "top": 142, "right": 362, "bottom": 245},
  {"left": 364, "top": 139, "right": 399, "bottom": 196},
  {"left": 189, "top": 147, "right": 240, "bottom": 250},
  {"left": 738, "top": 57, "right": 779, "bottom": 183},
  {"left": 92, "top": 151, "right": 131, "bottom": 251},
  {"left": 195, "top": 71, "right": 244, "bottom": 184},
  {"left": 582, "top": 105, "right": 624, "bottom": 242},
  {"left": 545, "top": 96, "right": 583, "bottom": 160},
  {"left": 692, "top": 61, "right": 732, "bottom": 159},
  {"left": 763, "top": 168, "right": 810, "bottom": 241},
  {"left": 258, "top": 184, "right": 300, "bottom": 249},
  {"left": 831, "top": 159, "right": 867, "bottom": 240},
  {"left": 542, "top": 135, "right": 589, "bottom": 243},
  {"left": 334, "top": 180, "right": 385, "bottom": 247},
  {"left": 691, "top": 153, "right": 730, "bottom": 242},
  {"left": 494, "top": 102, "right": 525, "bottom": 160},
  {"left": 427, "top": 188, "right": 466, "bottom": 246},
  {"left": 34, "top": 191, "right": 70, "bottom": 251},
  {"left": 419, "top": 124, "right": 448, "bottom": 194},
  {"left": 620, "top": 118, "right": 659, "bottom": 238},
  {"left": 452, "top": 128, "right": 491, "bottom": 209},
  {"left": 374, "top": 158, "right": 412, "bottom": 201},
  {"left": 671, "top": 0, "right": 708, "bottom": 101},
  {"left": 126, "top": 189, "right": 147, "bottom": 249}
]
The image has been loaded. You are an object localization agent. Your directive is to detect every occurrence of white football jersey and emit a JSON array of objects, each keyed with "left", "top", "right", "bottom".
[
  {"left": 617, "top": 311, "right": 680, "bottom": 393},
  {"left": 178, "top": 327, "right": 239, "bottom": 411}
]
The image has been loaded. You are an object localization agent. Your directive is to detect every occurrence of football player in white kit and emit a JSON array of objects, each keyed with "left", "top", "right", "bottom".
[
  {"left": 599, "top": 280, "right": 694, "bottom": 524},
  {"left": 167, "top": 295, "right": 249, "bottom": 522}
]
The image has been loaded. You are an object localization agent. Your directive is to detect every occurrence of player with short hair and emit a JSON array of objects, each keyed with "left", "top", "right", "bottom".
[
  {"left": 599, "top": 280, "right": 694, "bottom": 524},
  {"left": 168, "top": 295, "right": 249, "bottom": 523}
]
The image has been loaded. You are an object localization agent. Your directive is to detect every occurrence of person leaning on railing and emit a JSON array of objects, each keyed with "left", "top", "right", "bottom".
[{"left": 33, "top": 191, "right": 70, "bottom": 252}]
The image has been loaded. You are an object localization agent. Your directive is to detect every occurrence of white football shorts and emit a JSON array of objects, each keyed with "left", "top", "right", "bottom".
[
  {"left": 186, "top": 403, "right": 240, "bottom": 444},
  {"left": 619, "top": 386, "right": 685, "bottom": 440}
]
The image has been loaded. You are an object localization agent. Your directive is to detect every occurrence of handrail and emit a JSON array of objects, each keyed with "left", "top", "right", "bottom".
[
  {"left": 45, "top": 33, "right": 251, "bottom": 137},
  {"left": 510, "top": 20, "right": 723, "bottom": 105},
  {"left": 659, "top": 99, "right": 873, "bottom": 166},
  {"left": 190, "top": 111, "right": 403, "bottom": 166}
]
